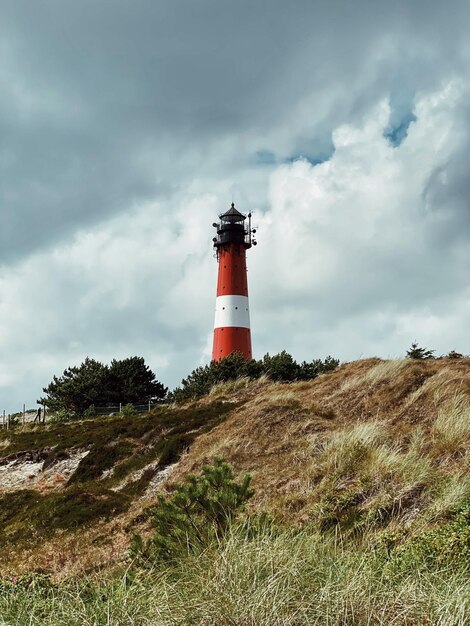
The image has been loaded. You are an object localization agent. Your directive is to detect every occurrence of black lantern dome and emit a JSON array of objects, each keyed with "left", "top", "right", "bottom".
[{"left": 212, "top": 203, "right": 254, "bottom": 250}]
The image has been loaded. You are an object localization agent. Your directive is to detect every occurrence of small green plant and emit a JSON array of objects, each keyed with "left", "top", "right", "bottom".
[
  {"left": 130, "top": 458, "right": 253, "bottom": 564},
  {"left": 121, "top": 403, "right": 137, "bottom": 417},
  {"left": 83, "top": 405, "right": 96, "bottom": 419},
  {"left": 406, "top": 342, "right": 435, "bottom": 359},
  {"left": 390, "top": 500, "right": 470, "bottom": 572},
  {"left": 49, "top": 408, "right": 73, "bottom": 423}
]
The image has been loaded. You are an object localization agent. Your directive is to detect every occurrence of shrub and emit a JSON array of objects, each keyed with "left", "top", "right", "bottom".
[
  {"left": 121, "top": 403, "right": 137, "bottom": 417},
  {"left": 169, "top": 351, "right": 339, "bottom": 402},
  {"left": 391, "top": 500, "right": 470, "bottom": 572},
  {"left": 446, "top": 350, "right": 465, "bottom": 359},
  {"left": 130, "top": 458, "right": 253, "bottom": 564},
  {"left": 406, "top": 342, "right": 435, "bottom": 360}
]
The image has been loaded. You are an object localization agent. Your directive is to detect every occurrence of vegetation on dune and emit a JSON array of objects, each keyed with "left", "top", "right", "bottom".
[
  {"left": 1, "top": 501, "right": 469, "bottom": 625},
  {"left": 131, "top": 458, "right": 253, "bottom": 564},
  {"left": 0, "top": 402, "right": 237, "bottom": 554},
  {"left": 39, "top": 356, "right": 167, "bottom": 418},
  {"left": 169, "top": 350, "right": 339, "bottom": 402},
  {"left": 2, "top": 355, "right": 470, "bottom": 623}
]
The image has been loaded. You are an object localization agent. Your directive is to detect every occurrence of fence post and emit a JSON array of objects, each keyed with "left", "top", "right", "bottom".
[
  {"left": 119, "top": 402, "right": 122, "bottom": 414},
  {"left": 7, "top": 414, "right": 10, "bottom": 430},
  {"left": 23, "top": 403, "right": 26, "bottom": 426},
  {"left": 148, "top": 400, "right": 151, "bottom": 413}
]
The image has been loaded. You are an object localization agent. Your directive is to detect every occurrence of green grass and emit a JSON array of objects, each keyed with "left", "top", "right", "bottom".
[
  {"left": 0, "top": 486, "right": 132, "bottom": 548},
  {"left": 0, "top": 523, "right": 469, "bottom": 625},
  {"left": 0, "top": 401, "right": 235, "bottom": 459},
  {"left": 0, "top": 401, "right": 239, "bottom": 553}
]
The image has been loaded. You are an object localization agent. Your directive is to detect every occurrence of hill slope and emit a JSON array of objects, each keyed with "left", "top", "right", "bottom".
[{"left": 1, "top": 357, "right": 470, "bottom": 578}]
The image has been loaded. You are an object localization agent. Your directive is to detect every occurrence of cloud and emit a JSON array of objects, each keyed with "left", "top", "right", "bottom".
[
  {"left": 251, "top": 80, "right": 470, "bottom": 358},
  {"left": 1, "top": 0, "right": 470, "bottom": 410}
]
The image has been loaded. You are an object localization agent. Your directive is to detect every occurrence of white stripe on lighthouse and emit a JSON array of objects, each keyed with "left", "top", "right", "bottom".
[{"left": 214, "top": 295, "right": 250, "bottom": 329}]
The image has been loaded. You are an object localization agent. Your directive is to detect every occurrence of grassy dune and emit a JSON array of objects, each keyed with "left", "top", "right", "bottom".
[
  {"left": 1, "top": 526, "right": 469, "bottom": 625},
  {"left": 1, "top": 358, "right": 470, "bottom": 624}
]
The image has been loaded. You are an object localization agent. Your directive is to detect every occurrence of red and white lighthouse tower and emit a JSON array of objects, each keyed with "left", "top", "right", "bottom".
[{"left": 211, "top": 203, "right": 257, "bottom": 361}]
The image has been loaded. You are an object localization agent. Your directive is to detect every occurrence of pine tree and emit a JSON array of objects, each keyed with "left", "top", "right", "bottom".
[
  {"left": 406, "top": 342, "right": 435, "bottom": 360},
  {"left": 130, "top": 458, "right": 253, "bottom": 564}
]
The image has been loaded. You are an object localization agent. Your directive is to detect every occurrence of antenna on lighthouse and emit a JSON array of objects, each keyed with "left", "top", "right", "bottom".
[{"left": 211, "top": 203, "right": 256, "bottom": 361}]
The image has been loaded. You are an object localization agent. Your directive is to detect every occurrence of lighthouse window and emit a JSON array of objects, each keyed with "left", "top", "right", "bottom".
[
  {"left": 235, "top": 306, "right": 238, "bottom": 310},
  {"left": 222, "top": 307, "right": 225, "bottom": 310}
]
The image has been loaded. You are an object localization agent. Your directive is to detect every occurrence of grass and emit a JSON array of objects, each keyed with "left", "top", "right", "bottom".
[
  {"left": 431, "top": 391, "right": 470, "bottom": 457},
  {"left": 0, "top": 401, "right": 239, "bottom": 560},
  {"left": 0, "top": 524, "right": 469, "bottom": 625},
  {"left": 3, "top": 357, "right": 470, "bottom": 582},
  {"left": 339, "top": 359, "right": 409, "bottom": 392},
  {"left": 0, "top": 486, "right": 132, "bottom": 548}
]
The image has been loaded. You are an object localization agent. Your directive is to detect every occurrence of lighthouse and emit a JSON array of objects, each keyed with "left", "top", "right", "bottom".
[{"left": 212, "top": 203, "right": 257, "bottom": 361}]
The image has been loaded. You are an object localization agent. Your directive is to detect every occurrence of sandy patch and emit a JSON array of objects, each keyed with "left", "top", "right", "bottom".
[{"left": 0, "top": 449, "right": 89, "bottom": 493}]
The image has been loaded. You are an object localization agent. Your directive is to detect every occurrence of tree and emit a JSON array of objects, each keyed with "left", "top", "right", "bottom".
[
  {"left": 406, "top": 342, "right": 435, "bottom": 360},
  {"left": 39, "top": 356, "right": 167, "bottom": 417},
  {"left": 39, "top": 357, "right": 108, "bottom": 416},
  {"left": 262, "top": 351, "right": 300, "bottom": 381},
  {"left": 298, "top": 356, "right": 340, "bottom": 380},
  {"left": 130, "top": 458, "right": 253, "bottom": 564},
  {"left": 168, "top": 351, "right": 340, "bottom": 402},
  {"left": 106, "top": 357, "right": 167, "bottom": 404}
]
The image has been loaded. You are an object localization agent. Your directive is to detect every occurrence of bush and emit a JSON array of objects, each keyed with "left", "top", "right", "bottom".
[
  {"left": 406, "top": 342, "right": 435, "bottom": 360},
  {"left": 130, "top": 458, "right": 253, "bottom": 564},
  {"left": 121, "top": 403, "right": 137, "bottom": 417},
  {"left": 391, "top": 500, "right": 470, "bottom": 572},
  {"left": 169, "top": 351, "right": 339, "bottom": 403},
  {"left": 446, "top": 350, "right": 465, "bottom": 359}
]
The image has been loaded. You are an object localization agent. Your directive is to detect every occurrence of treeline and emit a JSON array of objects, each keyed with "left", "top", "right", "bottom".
[
  {"left": 38, "top": 342, "right": 468, "bottom": 419},
  {"left": 39, "top": 356, "right": 167, "bottom": 418},
  {"left": 38, "top": 351, "right": 339, "bottom": 419},
  {"left": 168, "top": 351, "right": 339, "bottom": 403}
]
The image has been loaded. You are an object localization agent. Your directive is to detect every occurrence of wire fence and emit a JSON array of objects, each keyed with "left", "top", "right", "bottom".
[
  {"left": 0, "top": 406, "right": 38, "bottom": 430},
  {"left": 90, "top": 401, "right": 160, "bottom": 416},
  {"left": 0, "top": 400, "right": 161, "bottom": 430}
]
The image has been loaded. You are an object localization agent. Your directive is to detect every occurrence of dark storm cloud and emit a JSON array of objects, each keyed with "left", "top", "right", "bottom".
[{"left": 2, "top": 0, "right": 469, "bottom": 263}]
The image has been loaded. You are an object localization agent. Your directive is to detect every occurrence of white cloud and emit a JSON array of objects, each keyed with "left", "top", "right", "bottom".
[
  {"left": 250, "top": 80, "right": 470, "bottom": 360},
  {"left": 2, "top": 80, "right": 470, "bottom": 411}
]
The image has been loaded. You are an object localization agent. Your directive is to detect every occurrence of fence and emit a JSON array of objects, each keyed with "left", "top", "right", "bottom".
[
  {"left": 0, "top": 400, "right": 161, "bottom": 429},
  {"left": 90, "top": 401, "right": 160, "bottom": 416},
  {"left": 0, "top": 405, "right": 42, "bottom": 430}
]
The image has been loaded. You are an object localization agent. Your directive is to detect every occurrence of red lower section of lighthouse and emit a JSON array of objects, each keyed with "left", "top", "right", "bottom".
[{"left": 212, "top": 327, "right": 252, "bottom": 361}]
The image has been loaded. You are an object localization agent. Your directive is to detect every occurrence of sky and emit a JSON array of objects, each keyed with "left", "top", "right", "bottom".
[{"left": 1, "top": 0, "right": 470, "bottom": 412}]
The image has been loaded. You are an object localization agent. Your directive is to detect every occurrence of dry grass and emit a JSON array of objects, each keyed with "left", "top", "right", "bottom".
[
  {"left": 431, "top": 391, "right": 470, "bottom": 457},
  {"left": 1, "top": 527, "right": 469, "bottom": 625},
  {"left": 172, "top": 358, "right": 470, "bottom": 530},
  {"left": 338, "top": 359, "right": 409, "bottom": 392},
  {"left": 252, "top": 388, "right": 301, "bottom": 408},
  {"left": 3, "top": 357, "right": 470, "bottom": 578}
]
